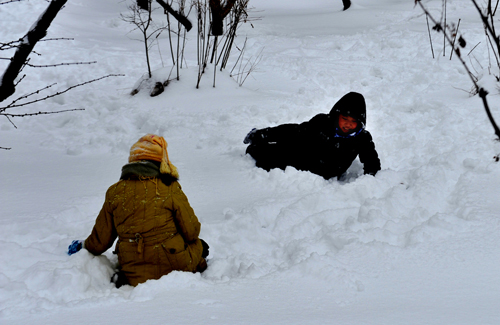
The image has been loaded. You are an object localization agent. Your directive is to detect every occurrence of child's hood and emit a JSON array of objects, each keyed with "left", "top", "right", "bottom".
[{"left": 329, "top": 92, "right": 367, "bottom": 127}]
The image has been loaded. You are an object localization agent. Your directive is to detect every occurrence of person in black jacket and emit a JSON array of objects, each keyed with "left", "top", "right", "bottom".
[
  {"left": 342, "top": 0, "right": 351, "bottom": 11},
  {"left": 243, "top": 92, "right": 380, "bottom": 180}
]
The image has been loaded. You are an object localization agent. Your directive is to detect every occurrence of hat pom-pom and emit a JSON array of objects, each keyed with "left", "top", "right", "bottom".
[
  {"left": 169, "top": 164, "right": 179, "bottom": 179},
  {"left": 160, "top": 160, "right": 170, "bottom": 174},
  {"left": 160, "top": 159, "right": 179, "bottom": 178}
]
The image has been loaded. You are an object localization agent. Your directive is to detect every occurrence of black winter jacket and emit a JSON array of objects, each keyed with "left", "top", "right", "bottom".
[{"left": 251, "top": 92, "right": 380, "bottom": 179}]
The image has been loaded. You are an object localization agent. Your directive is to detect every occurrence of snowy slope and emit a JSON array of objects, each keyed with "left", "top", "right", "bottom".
[{"left": 1, "top": 0, "right": 499, "bottom": 324}]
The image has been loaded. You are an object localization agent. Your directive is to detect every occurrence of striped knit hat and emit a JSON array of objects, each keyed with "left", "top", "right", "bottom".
[{"left": 129, "top": 134, "right": 179, "bottom": 178}]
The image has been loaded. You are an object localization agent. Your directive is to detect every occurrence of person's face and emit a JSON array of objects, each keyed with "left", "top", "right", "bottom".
[{"left": 338, "top": 114, "right": 358, "bottom": 133}]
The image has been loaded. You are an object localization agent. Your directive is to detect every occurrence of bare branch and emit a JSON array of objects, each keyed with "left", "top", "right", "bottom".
[
  {"left": 13, "top": 75, "right": 26, "bottom": 89},
  {"left": 0, "top": 74, "right": 123, "bottom": 111},
  {"left": 417, "top": 1, "right": 478, "bottom": 90},
  {"left": 416, "top": 0, "right": 500, "bottom": 140},
  {"left": 472, "top": 0, "right": 500, "bottom": 58},
  {"left": 494, "top": 0, "right": 500, "bottom": 16},
  {"left": 156, "top": 0, "right": 192, "bottom": 31},
  {"left": 25, "top": 61, "right": 97, "bottom": 68},
  {"left": 0, "top": 39, "right": 22, "bottom": 51},
  {"left": 1, "top": 108, "right": 84, "bottom": 117},
  {"left": 426, "top": 14, "right": 435, "bottom": 59},
  {"left": 467, "top": 41, "right": 482, "bottom": 56},
  {"left": 0, "top": 0, "right": 68, "bottom": 102},
  {"left": 125, "top": 2, "right": 154, "bottom": 78},
  {"left": 39, "top": 37, "right": 74, "bottom": 42},
  {"left": 5, "top": 114, "right": 17, "bottom": 128},
  {"left": 0, "top": 0, "right": 23, "bottom": 4},
  {"left": 1, "top": 83, "right": 57, "bottom": 110},
  {"left": 478, "top": 88, "right": 500, "bottom": 139},
  {"left": 449, "top": 19, "right": 461, "bottom": 60}
]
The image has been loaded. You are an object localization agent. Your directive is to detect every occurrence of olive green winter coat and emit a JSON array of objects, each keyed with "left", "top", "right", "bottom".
[{"left": 84, "top": 161, "right": 205, "bottom": 286}]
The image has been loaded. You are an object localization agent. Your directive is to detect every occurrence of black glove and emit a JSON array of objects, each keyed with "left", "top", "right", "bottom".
[
  {"left": 342, "top": 0, "right": 351, "bottom": 10},
  {"left": 200, "top": 239, "right": 210, "bottom": 258},
  {"left": 110, "top": 270, "right": 129, "bottom": 288},
  {"left": 243, "top": 128, "right": 258, "bottom": 144}
]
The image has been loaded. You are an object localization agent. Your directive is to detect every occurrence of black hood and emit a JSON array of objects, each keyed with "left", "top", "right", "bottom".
[{"left": 329, "top": 92, "right": 366, "bottom": 126}]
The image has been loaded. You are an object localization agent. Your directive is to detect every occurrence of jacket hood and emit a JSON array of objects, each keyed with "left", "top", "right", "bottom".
[{"left": 329, "top": 92, "right": 367, "bottom": 126}]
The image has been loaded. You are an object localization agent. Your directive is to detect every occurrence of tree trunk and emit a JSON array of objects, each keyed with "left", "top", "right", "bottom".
[
  {"left": 137, "top": 0, "right": 150, "bottom": 11},
  {"left": 209, "top": 0, "right": 237, "bottom": 36},
  {"left": 0, "top": 0, "right": 68, "bottom": 102}
]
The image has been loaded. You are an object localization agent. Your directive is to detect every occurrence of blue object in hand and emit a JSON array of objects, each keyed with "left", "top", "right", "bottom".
[
  {"left": 67, "top": 240, "right": 83, "bottom": 255},
  {"left": 243, "top": 128, "right": 257, "bottom": 144}
]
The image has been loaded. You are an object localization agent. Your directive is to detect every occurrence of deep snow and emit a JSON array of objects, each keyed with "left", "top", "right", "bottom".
[{"left": 1, "top": 0, "right": 500, "bottom": 324}]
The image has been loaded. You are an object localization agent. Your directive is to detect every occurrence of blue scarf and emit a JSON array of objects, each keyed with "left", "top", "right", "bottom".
[{"left": 333, "top": 125, "right": 364, "bottom": 138}]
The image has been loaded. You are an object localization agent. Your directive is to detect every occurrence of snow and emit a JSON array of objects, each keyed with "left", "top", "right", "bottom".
[{"left": 1, "top": 0, "right": 500, "bottom": 324}]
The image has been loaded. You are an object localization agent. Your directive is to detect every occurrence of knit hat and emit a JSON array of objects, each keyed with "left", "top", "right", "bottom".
[{"left": 129, "top": 134, "right": 179, "bottom": 178}]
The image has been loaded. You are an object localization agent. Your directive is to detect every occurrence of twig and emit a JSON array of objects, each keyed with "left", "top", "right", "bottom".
[
  {"left": 426, "top": 14, "right": 435, "bottom": 58},
  {"left": 176, "top": 9, "right": 181, "bottom": 80},
  {"left": 0, "top": 40, "right": 21, "bottom": 51},
  {"left": 417, "top": 0, "right": 500, "bottom": 140},
  {"left": 213, "top": 36, "right": 218, "bottom": 87},
  {"left": 484, "top": 29, "right": 494, "bottom": 74},
  {"left": 2, "top": 108, "right": 84, "bottom": 117},
  {"left": 468, "top": 53, "right": 483, "bottom": 75},
  {"left": 0, "top": 74, "right": 123, "bottom": 110},
  {"left": 2, "top": 83, "right": 57, "bottom": 110},
  {"left": 180, "top": 4, "right": 193, "bottom": 69},
  {"left": 13, "top": 74, "right": 26, "bottom": 87},
  {"left": 0, "top": 0, "right": 22, "bottom": 4},
  {"left": 25, "top": 61, "right": 97, "bottom": 68},
  {"left": 478, "top": 88, "right": 500, "bottom": 140},
  {"left": 443, "top": 0, "right": 447, "bottom": 56},
  {"left": 0, "top": 0, "right": 68, "bottom": 102},
  {"left": 165, "top": 3, "right": 176, "bottom": 66},
  {"left": 230, "top": 38, "right": 247, "bottom": 75},
  {"left": 450, "top": 19, "right": 461, "bottom": 60},
  {"left": 39, "top": 37, "right": 74, "bottom": 42},
  {"left": 467, "top": 41, "right": 481, "bottom": 56},
  {"left": 239, "top": 51, "right": 262, "bottom": 86},
  {"left": 472, "top": 0, "right": 500, "bottom": 59},
  {"left": 417, "top": 1, "right": 477, "bottom": 88},
  {"left": 5, "top": 115, "right": 17, "bottom": 128}
]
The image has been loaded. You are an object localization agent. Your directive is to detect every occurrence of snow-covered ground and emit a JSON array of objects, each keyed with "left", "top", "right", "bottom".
[{"left": 1, "top": 0, "right": 500, "bottom": 323}]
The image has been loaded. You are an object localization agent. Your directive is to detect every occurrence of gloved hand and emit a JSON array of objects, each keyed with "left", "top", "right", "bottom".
[
  {"left": 111, "top": 270, "right": 129, "bottom": 289},
  {"left": 243, "top": 128, "right": 258, "bottom": 144},
  {"left": 67, "top": 240, "right": 83, "bottom": 256},
  {"left": 200, "top": 239, "right": 210, "bottom": 258}
]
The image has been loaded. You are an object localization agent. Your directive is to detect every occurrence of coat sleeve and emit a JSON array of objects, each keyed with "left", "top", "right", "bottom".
[
  {"left": 358, "top": 131, "right": 381, "bottom": 176},
  {"left": 255, "top": 114, "right": 327, "bottom": 143},
  {"left": 255, "top": 123, "right": 300, "bottom": 143},
  {"left": 84, "top": 189, "right": 118, "bottom": 256},
  {"left": 171, "top": 183, "right": 201, "bottom": 243}
]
